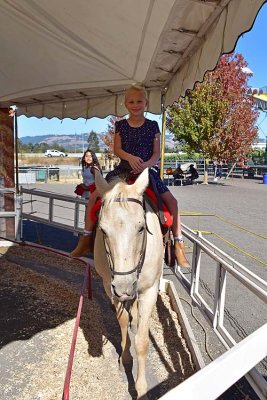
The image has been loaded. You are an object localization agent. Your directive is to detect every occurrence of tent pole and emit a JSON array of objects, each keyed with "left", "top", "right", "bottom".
[
  {"left": 14, "top": 109, "right": 19, "bottom": 194},
  {"left": 160, "top": 100, "right": 166, "bottom": 180}
]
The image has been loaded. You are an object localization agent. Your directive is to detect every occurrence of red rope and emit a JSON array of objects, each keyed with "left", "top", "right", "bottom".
[{"left": 62, "top": 264, "right": 89, "bottom": 400}]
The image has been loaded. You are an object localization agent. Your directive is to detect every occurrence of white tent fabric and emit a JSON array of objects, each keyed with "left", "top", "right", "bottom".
[
  {"left": 0, "top": 0, "right": 265, "bottom": 119},
  {"left": 253, "top": 94, "right": 267, "bottom": 111}
]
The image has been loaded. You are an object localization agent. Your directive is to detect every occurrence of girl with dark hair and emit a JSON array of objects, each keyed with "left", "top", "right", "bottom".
[
  {"left": 74, "top": 149, "right": 101, "bottom": 199},
  {"left": 71, "top": 149, "right": 101, "bottom": 256}
]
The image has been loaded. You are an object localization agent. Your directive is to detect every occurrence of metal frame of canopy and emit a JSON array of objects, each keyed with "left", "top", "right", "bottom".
[
  {"left": 1, "top": 1, "right": 266, "bottom": 114},
  {"left": 0, "top": 0, "right": 266, "bottom": 182}
]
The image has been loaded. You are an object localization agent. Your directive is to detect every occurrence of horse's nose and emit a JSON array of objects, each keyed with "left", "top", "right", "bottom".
[{"left": 111, "top": 280, "right": 137, "bottom": 301}]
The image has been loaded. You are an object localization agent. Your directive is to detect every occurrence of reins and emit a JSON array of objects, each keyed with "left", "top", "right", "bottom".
[{"left": 98, "top": 197, "right": 148, "bottom": 279}]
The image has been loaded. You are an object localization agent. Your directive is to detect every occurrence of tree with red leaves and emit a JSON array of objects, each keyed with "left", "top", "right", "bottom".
[
  {"left": 101, "top": 116, "right": 122, "bottom": 169},
  {"left": 101, "top": 115, "right": 122, "bottom": 154},
  {"left": 167, "top": 53, "right": 259, "bottom": 182}
]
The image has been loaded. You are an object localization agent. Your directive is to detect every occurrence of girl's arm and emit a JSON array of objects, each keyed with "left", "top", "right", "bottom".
[
  {"left": 143, "top": 133, "right": 160, "bottom": 168},
  {"left": 132, "top": 133, "right": 160, "bottom": 173},
  {"left": 114, "top": 132, "right": 143, "bottom": 170},
  {"left": 91, "top": 165, "right": 101, "bottom": 177}
]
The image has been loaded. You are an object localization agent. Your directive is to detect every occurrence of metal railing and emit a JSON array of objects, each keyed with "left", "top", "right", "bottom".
[
  {"left": 17, "top": 166, "right": 81, "bottom": 184},
  {"left": 160, "top": 323, "right": 267, "bottom": 400},
  {"left": 10, "top": 188, "right": 267, "bottom": 399},
  {"left": 15, "top": 163, "right": 266, "bottom": 189},
  {"left": 20, "top": 187, "right": 87, "bottom": 237},
  {"left": 176, "top": 225, "right": 267, "bottom": 400},
  {"left": 163, "top": 160, "right": 266, "bottom": 179}
]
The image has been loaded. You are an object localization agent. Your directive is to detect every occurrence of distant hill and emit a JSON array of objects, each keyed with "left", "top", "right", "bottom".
[
  {"left": 20, "top": 132, "right": 176, "bottom": 151},
  {"left": 20, "top": 133, "right": 106, "bottom": 151}
]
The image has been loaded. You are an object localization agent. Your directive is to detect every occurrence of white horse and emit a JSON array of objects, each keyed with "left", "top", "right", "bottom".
[{"left": 94, "top": 168, "right": 164, "bottom": 399}]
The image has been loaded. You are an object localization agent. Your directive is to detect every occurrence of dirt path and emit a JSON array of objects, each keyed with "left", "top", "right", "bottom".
[{"left": 0, "top": 244, "right": 194, "bottom": 400}]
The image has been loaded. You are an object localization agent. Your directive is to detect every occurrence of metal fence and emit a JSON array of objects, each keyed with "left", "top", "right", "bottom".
[
  {"left": 17, "top": 166, "right": 81, "bottom": 184},
  {"left": 15, "top": 162, "right": 267, "bottom": 187},
  {"left": 163, "top": 159, "right": 267, "bottom": 179},
  {"left": 1, "top": 188, "right": 266, "bottom": 399}
]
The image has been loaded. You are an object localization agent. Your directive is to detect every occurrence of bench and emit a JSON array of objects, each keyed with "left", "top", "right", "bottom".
[{"left": 164, "top": 168, "right": 195, "bottom": 186}]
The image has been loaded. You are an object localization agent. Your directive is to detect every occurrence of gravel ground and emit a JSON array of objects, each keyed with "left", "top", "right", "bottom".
[{"left": 0, "top": 244, "right": 195, "bottom": 400}]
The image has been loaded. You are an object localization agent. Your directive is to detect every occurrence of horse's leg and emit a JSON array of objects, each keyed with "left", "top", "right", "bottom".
[
  {"left": 129, "top": 298, "right": 138, "bottom": 334},
  {"left": 113, "top": 300, "right": 132, "bottom": 368},
  {"left": 135, "top": 285, "right": 158, "bottom": 399},
  {"left": 101, "top": 280, "right": 132, "bottom": 368}
]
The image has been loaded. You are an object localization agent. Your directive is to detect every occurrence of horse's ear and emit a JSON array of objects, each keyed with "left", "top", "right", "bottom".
[
  {"left": 133, "top": 168, "right": 149, "bottom": 195},
  {"left": 95, "top": 170, "right": 110, "bottom": 196}
]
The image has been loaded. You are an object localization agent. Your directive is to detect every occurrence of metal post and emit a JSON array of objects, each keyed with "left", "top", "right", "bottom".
[
  {"left": 14, "top": 109, "right": 19, "bottom": 194},
  {"left": 160, "top": 100, "right": 167, "bottom": 180},
  {"left": 190, "top": 231, "right": 202, "bottom": 300},
  {"left": 265, "top": 135, "right": 267, "bottom": 164},
  {"left": 213, "top": 262, "right": 227, "bottom": 330},
  {"left": 49, "top": 198, "right": 54, "bottom": 222},
  {"left": 15, "top": 193, "right": 23, "bottom": 240}
]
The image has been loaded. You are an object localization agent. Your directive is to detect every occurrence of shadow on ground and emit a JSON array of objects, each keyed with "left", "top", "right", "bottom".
[{"left": 0, "top": 227, "right": 195, "bottom": 399}]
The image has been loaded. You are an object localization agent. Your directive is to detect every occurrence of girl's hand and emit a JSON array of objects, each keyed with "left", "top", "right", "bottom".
[
  {"left": 128, "top": 155, "right": 144, "bottom": 172},
  {"left": 131, "top": 161, "right": 149, "bottom": 174}
]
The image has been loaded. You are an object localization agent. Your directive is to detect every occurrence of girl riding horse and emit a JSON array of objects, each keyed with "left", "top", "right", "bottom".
[{"left": 70, "top": 84, "right": 190, "bottom": 269}]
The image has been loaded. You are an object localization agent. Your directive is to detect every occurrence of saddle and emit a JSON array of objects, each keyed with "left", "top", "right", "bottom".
[
  {"left": 90, "top": 166, "right": 172, "bottom": 227},
  {"left": 90, "top": 186, "right": 172, "bottom": 227}
]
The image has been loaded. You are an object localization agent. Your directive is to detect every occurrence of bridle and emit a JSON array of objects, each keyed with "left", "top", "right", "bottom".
[{"left": 98, "top": 197, "right": 148, "bottom": 280}]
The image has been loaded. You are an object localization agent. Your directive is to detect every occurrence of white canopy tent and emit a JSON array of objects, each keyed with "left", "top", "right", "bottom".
[{"left": 0, "top": 0, "right": 266, "bottom": 119}]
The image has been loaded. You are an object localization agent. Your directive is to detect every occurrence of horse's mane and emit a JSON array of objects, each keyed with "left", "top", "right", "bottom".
[{"left": 103, "top": 177, "right": 139, "bottom": 208}]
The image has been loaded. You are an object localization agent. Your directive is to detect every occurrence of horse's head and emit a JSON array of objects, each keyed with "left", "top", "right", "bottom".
[{"left": 95, "top": 169, "right": 149, "bottom": 302}]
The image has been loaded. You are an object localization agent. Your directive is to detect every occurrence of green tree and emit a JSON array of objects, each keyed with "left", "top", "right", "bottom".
[
  {"left": 167, "top": 53, "right": 259, "bottom": 183},
  {"left": 87, "top": 130, "right": 100, "bottom": 152}
]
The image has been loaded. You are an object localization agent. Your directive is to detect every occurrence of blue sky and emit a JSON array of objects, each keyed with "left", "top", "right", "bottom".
[{"left": 18, "top": 3, "right": 267, "bottom": 140}]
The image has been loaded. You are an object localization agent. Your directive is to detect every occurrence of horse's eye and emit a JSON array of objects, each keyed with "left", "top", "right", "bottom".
[{"left": 138, "top": 226, "right": 145, "bottom": 233}]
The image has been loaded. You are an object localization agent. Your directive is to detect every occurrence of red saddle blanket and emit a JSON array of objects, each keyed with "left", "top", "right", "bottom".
[{"left": 90, "top": 186, "right": 173, "bottom": 227}]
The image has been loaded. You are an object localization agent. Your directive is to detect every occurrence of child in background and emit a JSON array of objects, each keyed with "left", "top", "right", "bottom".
[
  {"left": 78, "top": 149, "right": 101, "bottom": 199},
  {"left": 70, "top": 149, "right": 101, "bottom": 256},
  {"left": 70, "top": 85, "right": 190, "bottom": 268}
]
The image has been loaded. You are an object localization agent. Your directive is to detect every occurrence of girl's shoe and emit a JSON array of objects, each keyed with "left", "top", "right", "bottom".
[
  {"left": 70, "top": 235, "right": 93, "bottom": 257},
  {"left": 174, "top": 241, "right": 190, "bottom": 268}
]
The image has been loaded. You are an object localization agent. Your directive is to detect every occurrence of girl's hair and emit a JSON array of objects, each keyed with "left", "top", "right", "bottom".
[
  {"left": 125, "top": 84, "right": 148, "bottom": 101},
  {"left": 81, "top": 149, "right": 101, "bottom": 172}
]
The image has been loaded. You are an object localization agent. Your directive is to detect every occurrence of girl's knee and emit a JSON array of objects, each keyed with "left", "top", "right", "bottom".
[
  {"left": 88, "top": 190, "right": 98, "bottom": 203},
  {"left": 170, "top": 196, "right": 178, "bottom": 210},
  {"left": 162, "top": 192, "right": 178, "bottom": 209}
]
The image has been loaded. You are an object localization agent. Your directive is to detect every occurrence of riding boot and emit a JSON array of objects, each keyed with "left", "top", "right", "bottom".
[
  {"left": 70, "top": 235, "right": 93, "bottom": 257},
  {"left": 174, "top": 240, "right": 190, "bottom": 268}
]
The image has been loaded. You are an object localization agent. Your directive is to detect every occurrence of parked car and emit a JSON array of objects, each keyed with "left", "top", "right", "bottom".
[{"left": 44, "top": 149, "right": 67, "bottom": 157}]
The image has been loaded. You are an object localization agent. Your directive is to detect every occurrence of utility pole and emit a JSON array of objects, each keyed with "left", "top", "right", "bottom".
[{"left": 265, "top": 135, "right": 267, "bottom": 164}]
